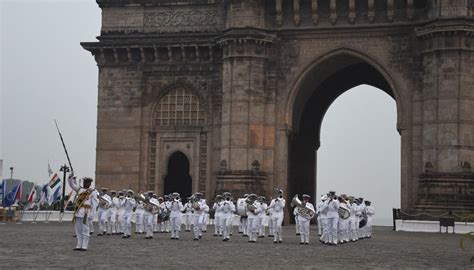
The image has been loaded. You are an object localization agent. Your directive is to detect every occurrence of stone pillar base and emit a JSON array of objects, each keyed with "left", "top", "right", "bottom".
[
  {"left": 414, "top": 172, "right": 474, "bottom": 218},
  {"left": 215, "top": 170, "right": 267, "bottom": 199}
]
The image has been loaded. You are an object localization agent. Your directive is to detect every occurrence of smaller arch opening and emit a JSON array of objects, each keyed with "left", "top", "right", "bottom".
[{"left": 164, "top": 151, "right": 192, "bottom": 199}]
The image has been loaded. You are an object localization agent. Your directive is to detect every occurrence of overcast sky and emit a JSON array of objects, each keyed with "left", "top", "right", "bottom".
[{"left": 1, "top": 0, "right": 400, "bottom": 225}]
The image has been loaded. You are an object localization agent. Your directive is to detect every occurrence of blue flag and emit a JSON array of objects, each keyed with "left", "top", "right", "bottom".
[
  {"left": 0, "top": 180, "right": 4, "bottom": 204},
  {"left": 52, "top": 185, "right": 62, "bottom": 203},
  {"left": 3, "top": 183, "right": 21, "bottom": 207}
]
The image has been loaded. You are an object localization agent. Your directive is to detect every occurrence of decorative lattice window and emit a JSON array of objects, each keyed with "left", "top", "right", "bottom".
[{"left": 154, "top": 87, "right": 206, "bottom": 126}]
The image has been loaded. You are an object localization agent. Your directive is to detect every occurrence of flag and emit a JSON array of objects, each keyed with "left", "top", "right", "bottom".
[
  {"left": 48, "top": 162, "right": 53, "bottom": 177},
  {"left": 38, "top": 184, "right": 49, "bottom": 205},
  {"left": 3, "top": 183, "right": 21, "bottom": 207},
  {"left": 27, "top": 185, "right": 37, "bottom": 204},
  {"left": 0, "top": 180, "right": 4, "bottom": 198},
  {"left": 52, "top": 185, "right": 62, "bottom": 203},
  {"left": 63, "top": 190, "right": 74, "bottom": 209},
  {"left": 48, "top": 173, "right": 61, "bottom": 189}
]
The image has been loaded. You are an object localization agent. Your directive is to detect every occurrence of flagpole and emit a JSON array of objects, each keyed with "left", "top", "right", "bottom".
[{"left": 59, "top": 164, "right": 69, "bottom": 214}]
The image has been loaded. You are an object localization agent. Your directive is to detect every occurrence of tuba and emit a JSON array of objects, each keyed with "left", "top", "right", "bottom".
[
  {"left": 139, "top": 193, "right": 160, "bottom": 214},
  {"left": 98, "top": 194, "right": 112, "bottom": 209},
  {"left": 188, "top": 194, "right": 201, "bottom": 210},
  {"left": 338, "top": 202, "right": 351, "bottom": 219},
  {"left": 290, "top": 194, "right": 315, "bottom": 220},
  {"left": 245, "top": 194, "right": 258, "bottom": 212}
]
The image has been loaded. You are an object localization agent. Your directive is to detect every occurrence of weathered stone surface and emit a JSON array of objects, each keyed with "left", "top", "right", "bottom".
[{"left": 81, "top": 0, "right": 474, "bottom": 217}]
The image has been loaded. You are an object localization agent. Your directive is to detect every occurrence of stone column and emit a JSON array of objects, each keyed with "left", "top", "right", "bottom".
[
  {"left": 216, "top": 0, "right": 275, "bottom": 198},
  {"left": 415, "top": 2, "right": 474, "bottom": 214}
]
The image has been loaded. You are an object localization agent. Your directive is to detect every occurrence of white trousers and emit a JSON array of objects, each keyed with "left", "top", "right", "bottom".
[
  {"left": 246, "top": 217, "right": 258, "bottom": 241},
  {"left": 108, "top": 211, "right": 117, "bottom": 234},
  {"left": 184, "top": 214, "right": 193, "bottom": 231},
  {"left": 268, "top": 216, "right": 274, "bottom": 236},
  {"left": 193, "top": 214, "right": 205, "bottom": 238},
  {"left": 122, "top": 212, "right": 133, "bottom": 236},
  {"left": 144, "top": 212, "right": 154, "bottom": 237},
  {"left": 327, "top": 217, "right": 338, "bottom": 244},
  {"left": 320, "top": 218, "right": 329, "bottom": 243},
  {"left": 135, "top": 211, "right": 144, "bottom": 233},
  {"left": 271, "top": 215, "right": 283, "bottom": 241},
  {"left": 295, "top": 216, "right": 299, "bottom": 234},
  {"left": 116, "top": 213, "right": 124, "bottom": 233},
  {"left": 257, "top": 217, "right": 265, "bottom": 236},
  {"left": 317, "top": 216, "right": 322, "bottom": 236},
  {"left": 98, "top": 209, "right": 108, "bottom": 233},
  {"left": 240, "top": 217, "right": 248, "bottom": 235},
  {"left": 170, "top": 216, "right": 182, "bottom": 238},
  {"left": 220, "top": 216, "right": 233, "bottom": 239},
  {"left": 74, "top": 217, "right": 90, "bottom": 249},
  {"left": 214, "top": 216, "right": 222, "bottom": 235},
  {"left": 298, "top": 218, "right": 310, "bottom": 243}
]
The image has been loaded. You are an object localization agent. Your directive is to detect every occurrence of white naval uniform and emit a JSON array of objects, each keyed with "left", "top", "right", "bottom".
[
  {"left": 316, "top": 200, "right": 325, "bottom": 236},
  {"left": 144, "top": 198, "right": 159, "bottom": 238},
  {"left": 297, "top": 202, "right": 315, "bottom": 244},
  {"left": 348, "top": 202, "right": 358, "bottom": 241},
  {"left": 68, "top": 175, "right": 98, "bottom": 250},
  {"left": 257, "top": 202, "right": 267, "bottom": 237},
  {"left": 269, "top": 197, "right": 286, "bottom": 242},
  {"left": 326, "top": 199, "right": 340, "bottom": 245},
  {"left": 201, "top": 199, "right": 209, "bottom": 232},
  {"left": 338, "top": 202, "right": 350, "bottom": 243},
  {"left": 293, "top": 207, "right": 299, "bottom": 235},
  {"left": 164, "top": 200, "right": 172, "bottom": 232},
  {"left": 121, "top": 197, "right": 136, "bottom": 237},
  {"left": 116, "top": 197, "right": 126, "bottom": 234},
  {"left": 319, "top": 200, "right": 330, "bottom": 243},
  {"left": 220, "top": 200, "right": 235, "bottom": 240},
  {"left": 107, "top": 197, "right": 118, "bottom": 234},
  {"left": 356, "top": 203, "right": 366, "bottom": 239},
  {"left": 89, "top": 190, "right": 99, "bottom": 234},
  {"left": 183, "top": 202, "right": 194, "bottom": 231},
  {"left": 212, "top": 201, "right": 223, "bottom": 236},
  {"left": 134, "top": 202, "right": 145, "bottom": 234},
  {"left": 169, "top": 200, "right": 184, "bottom": 239},
  {"left": 267, "top": 206, "right": 274, "bottom": 236},
  {"left": 193, "top": 200, "right": 209, "bottom": 240},
  {"left": 246, "top": 201, "right": 262, "bottom": 242},
  {"left": 365, "top": 205, "right": 375, "bottom": 238},
  {"left": 98, "top": 193, "right": 111, "bottom": 234}
]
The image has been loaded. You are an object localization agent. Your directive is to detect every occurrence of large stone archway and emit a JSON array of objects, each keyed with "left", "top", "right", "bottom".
[
  {"left": 286, "top": 50, "right": 402, "bottom": 215},
  {"left": 83, "top": 0, "right": 474, "bottom": 218}
]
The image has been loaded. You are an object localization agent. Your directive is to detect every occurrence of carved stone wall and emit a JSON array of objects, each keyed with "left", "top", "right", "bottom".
[{"left": 83, "top": 0, "right": 474, "bottom": 217}]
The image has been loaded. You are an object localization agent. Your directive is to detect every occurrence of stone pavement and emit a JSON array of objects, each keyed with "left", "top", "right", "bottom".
[{"left": 0, "top": 223, "right": 471, "bottom": 269}]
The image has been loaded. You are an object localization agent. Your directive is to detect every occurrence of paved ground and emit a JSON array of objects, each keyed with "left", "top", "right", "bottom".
[{"left": 0, "top": 222, "right": 471, "bottom": 269}]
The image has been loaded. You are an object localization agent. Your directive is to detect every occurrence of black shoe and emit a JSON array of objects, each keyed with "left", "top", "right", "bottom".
[
  {"left": 199, "top": 236, "right": 202, "bottom": 239},
  {"left": 213, "top": 234, "right": 218, "bottom": 236},
  {"left": 170, "top": 237, "right": 175, "bottom": 240},
  {"left": 258, "top": 236, "right": 264, "bottom": 238},
  {"left": 73, "top": 248, "right": 81, "bottom": 251},
  {"left": 203, "top": 230, "right": 207, "bottom": 233},
  {"left": 122, "top": 236, "right": 127, "bottom": 239},
  {"left": 90, "top": 232, "right": 94, "bottom": 235},
  {"left": 278, "top": 240, "right": 282, "bottom": 243},
  {"left": 194, "top": 238, "right": 199, "bottom": 241},
  {"left": 305, "top": 243, "right": 309, "bottom": 245},
  {"left": 296, "top": 233, "right": 300, "bottom": 235},
  {"left": 300, "top": 242, "right": 304, "bottom": 245},
  {"left": 273, "top": 241, "right": 277, "bottom": 243},
  {"left": 248, "top": 240, "right": 252, "bottom": 243},
  {"left": 97, "top": 234, "right": 103, "bottom": 236},
  {"left": 107, "top": 233, "right": 111, "bottom": 236},
  {"left": 79, "top": 248, "right": 87, "bottom": 251}
]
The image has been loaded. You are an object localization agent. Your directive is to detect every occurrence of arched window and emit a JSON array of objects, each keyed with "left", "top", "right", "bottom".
[{"left": 154, "top": 87, "right": 206, "bottom": 126}]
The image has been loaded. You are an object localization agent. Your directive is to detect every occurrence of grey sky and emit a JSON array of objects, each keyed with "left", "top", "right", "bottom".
[{"left": 1, "top": 1, "right": 400, "bottom": 225}]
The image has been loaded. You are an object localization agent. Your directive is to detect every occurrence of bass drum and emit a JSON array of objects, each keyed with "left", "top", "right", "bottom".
[{"left": 236, "top": 198, "right": 247, "bottom": 216}]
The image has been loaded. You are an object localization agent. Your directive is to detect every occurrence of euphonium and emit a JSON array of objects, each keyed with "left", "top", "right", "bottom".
[
  {"left": 290, "top": 194, "right": 315, "bottom": 220},
  {"left": 98, "top": 195, "right": 112, "bottom": 209}
]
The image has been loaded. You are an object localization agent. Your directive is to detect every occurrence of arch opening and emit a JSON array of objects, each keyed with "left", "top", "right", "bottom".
[
  {"left": 287, "top": 51, "right": 401, "bottom": 224},
  {"left": 164, "top": 151, "right": 192, "bottom": 199}
]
